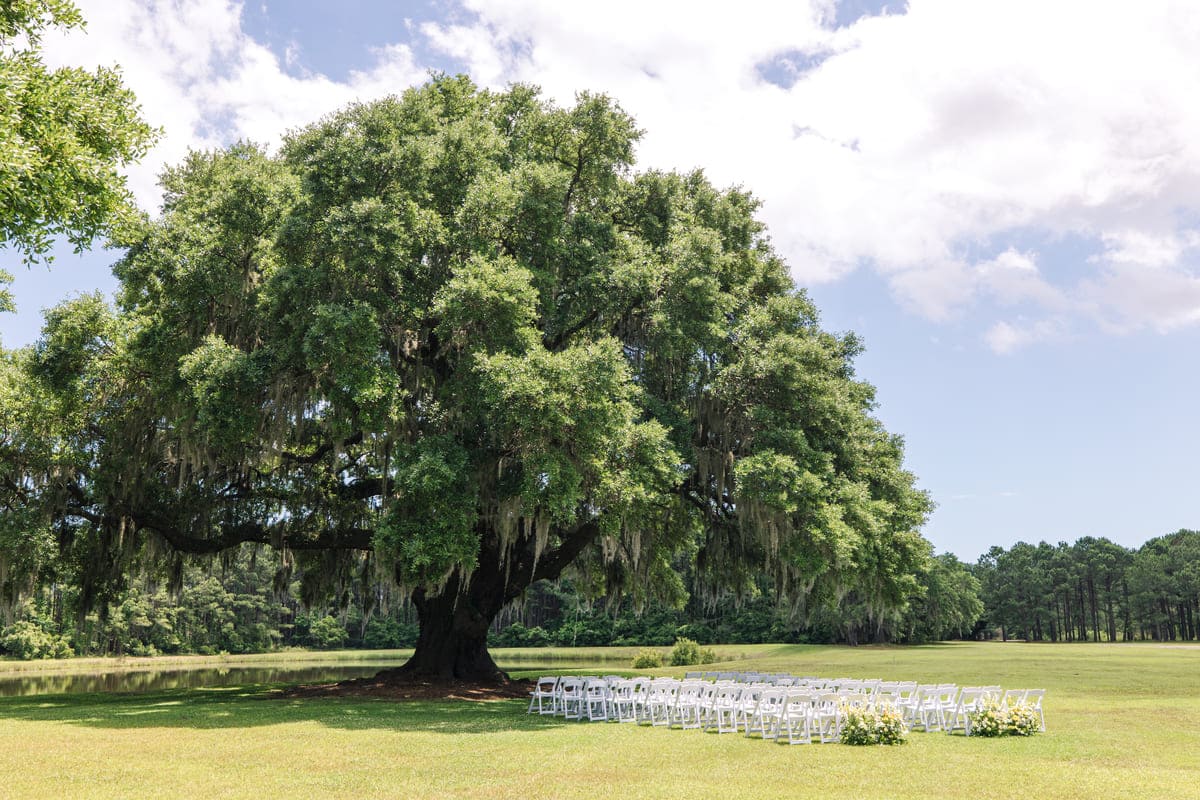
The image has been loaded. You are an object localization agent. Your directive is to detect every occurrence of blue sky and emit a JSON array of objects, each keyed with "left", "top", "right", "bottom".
[{"left": 17, "top": 0, "right": 1200, "bottom": 561}]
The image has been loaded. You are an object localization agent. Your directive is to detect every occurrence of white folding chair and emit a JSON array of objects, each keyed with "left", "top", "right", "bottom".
[
  {"left": 735, "top": 684, "right": 765, "bottom": 732},
  {"left": 906, "top": 686, "right": 940, "bottom": 732},
  {"left": 583, "top": 679, "right": 610, "bottom": 722},
  {"left": 1002, "top": 688, "right": 1028, "bottom": 709},
  {"left": 944, "top": 687, "right": 989, "bottom": 735},
  {"left": 1022, "top": 689, "right": 1046, "bottom": 732},
  {"left": 745, "top": 688, "right": 786, "bottom": 740},
  {"left": 708, "top": 684, "right": 744, "bottom": 734},
  {"left": 647, "top": 678, "right": 680, "bottom": 726},
  {"left": 778, "top": 690, "right": 816, "bottom": 745},
  {"left": 527, "top": 676, "right": 559, "bottom": 715},
  {"left": 559, "top": 677, "right": 584, "bottom": 720},
  {"left": 609, "top": 678, "right": 639, "bottom": 722},
  {"left": 691, "top": 682, "right": 720, "bottom": 729},
  {"left": 929, "top": 684, "right": 958, "bottom": 731},
  {"left": 813, "top": 692, "right": 842, "bottom": 743},
  {"left": 670, "top": 681, "right": 704, "bottom": 729}
]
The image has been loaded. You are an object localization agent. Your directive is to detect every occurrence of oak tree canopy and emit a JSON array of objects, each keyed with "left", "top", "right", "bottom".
[{"left": 0, "top": 76, "right": 931, "bottom": 680}]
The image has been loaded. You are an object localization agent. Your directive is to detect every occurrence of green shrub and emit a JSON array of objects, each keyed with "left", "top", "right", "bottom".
[
  {"left": 363, "top": 617, "right": 419, "bottom": 649},
  {"left": 0, "top": 620, "right": 74, "bottom": 660},
  {"left": 306, "top": 615, "right": 349, "bottom": 649},
  {"left": 631, "top": 648, "right": 664, "bottom": 669},
  {"left": 490, "top": 622, "right": 553, "bottom": 648},
  {"left": 668, "top": 637, "right": 701, "bottom": 666},
  {"left": 698, "top": 647, "right": 718, "bottom": 664}
]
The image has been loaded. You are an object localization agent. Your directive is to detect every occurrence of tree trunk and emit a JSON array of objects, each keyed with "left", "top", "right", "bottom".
[
  {"left": 1088, "top": 575, "right": 1101, "bottom": 642},
  {"left": 393, "top": 519, "right": 600, "bottom": 683},
  {"left": 1104, "top": 577, "right": 1117, "bottom": 642},
  {"left": 1122, "top": 579, "right": 1133, "bottom": 641},
  {"left": 398, "top": 553, "right": 510, "bottom": 682},
  {"left": 401, "top": 574, "right": 506, "bottom": 681},
  {"left": 1077, "top": 582, "right": 1088, "bottom": 641}
]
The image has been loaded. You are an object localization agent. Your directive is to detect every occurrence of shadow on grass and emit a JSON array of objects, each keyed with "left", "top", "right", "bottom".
[{"left": 0, "top": 685, "right": 571, "bottom": 735}]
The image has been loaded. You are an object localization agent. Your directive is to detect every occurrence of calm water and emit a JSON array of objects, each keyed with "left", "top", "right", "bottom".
[
  {"left": 0, "top": 663, "right": 403, "bottom": 697},
  {"left": 0, "top": 656, "right": 619, "bottom": 697}
]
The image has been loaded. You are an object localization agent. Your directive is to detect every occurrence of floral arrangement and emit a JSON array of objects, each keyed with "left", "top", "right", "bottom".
[
  {"left": 968, "top": 697, "right": 1041, "bottom": 737},
  {"left": 1005, "top": 702, "right": 1041, "bottom": 736},
  {"left": 841, "top": 703, "right": 908, "bottom": 745},
  {"left": 967, "top": 697, "right": 1005, "bottom": 737}
]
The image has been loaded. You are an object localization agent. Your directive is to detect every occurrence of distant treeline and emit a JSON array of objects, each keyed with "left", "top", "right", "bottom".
[
  {"left": 488, "top": 529, "right": 1200, "bottom": 646},
  {"left": 974, "top": 530, "right": 1200, "bottom": 642},
  {"left": 2, "top": 530, "right": 1196, "bottom": 658}
]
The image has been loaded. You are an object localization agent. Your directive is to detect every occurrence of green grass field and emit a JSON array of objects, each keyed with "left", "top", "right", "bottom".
[{"left": 0, "top": 642, "right": 1197, "bottom": 799}]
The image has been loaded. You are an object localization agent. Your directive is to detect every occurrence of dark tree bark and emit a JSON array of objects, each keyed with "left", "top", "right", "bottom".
[
  {"left": 1088, "top": 575, "right": 1101, "bottom": 642},
  {"left": 401, "top": 571, "right": 506, "bottom": 682},
  {"left": 393, "top": 520, "right": 601, "bottom": 682},
  {"left": 1122, "top": 579, "right": 1133, "bottom": 641},
  {"left": 1104, "top": 576, "right": 1117, "bottom": 642},
  {"left": 1077, "top": 582, "right": 1088, "bottom": 641}
]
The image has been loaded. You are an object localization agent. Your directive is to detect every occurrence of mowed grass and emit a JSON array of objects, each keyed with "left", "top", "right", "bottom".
[{"left": 0, "top": 642, "right": 1197, "bottom": 799}]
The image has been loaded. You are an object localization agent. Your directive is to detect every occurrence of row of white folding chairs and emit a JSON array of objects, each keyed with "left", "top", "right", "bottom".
[
  {"left": 681, "top": 673, "right": 919, "bottom": 697},
  {"left": 530, "top": 676, "right": 881, "bottom": 741},
  {"left": 528, "top": 676, "right": 1045, "bottom": 736},
  {"left": 709, "top": 685, "right": 907, "bottom": 744},
  {"left": 683, "top": 672, "right": 803, "bottom": 685},
  {"left": 527, "top": 675, "right": 651, "bottom": 722},
  {"left": 529, "top": 675, "right": 902, "bottom": 726},
  {"left": 531, "top": 676, "right": 767, "bottom": 726}
]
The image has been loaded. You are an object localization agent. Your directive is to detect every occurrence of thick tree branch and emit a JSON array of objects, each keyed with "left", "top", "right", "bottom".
[
  {"left": 530, "top": 519, "right": 601, "bottom": 584},
  {"left": 128, "top": 508, "right": 374, "bottom": 554},
  {"left": 280, "top": 430, "right": 364, "bottom": 465}
]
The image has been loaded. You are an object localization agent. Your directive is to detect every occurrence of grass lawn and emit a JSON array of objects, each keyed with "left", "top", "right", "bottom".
[{"left": 0, "top": 641, "right": 1197, "bottom": 799}]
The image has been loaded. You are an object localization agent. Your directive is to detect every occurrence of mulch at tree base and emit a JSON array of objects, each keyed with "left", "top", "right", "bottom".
[{"left": 275, "top": 670, "right": 533, "bottom": 702}]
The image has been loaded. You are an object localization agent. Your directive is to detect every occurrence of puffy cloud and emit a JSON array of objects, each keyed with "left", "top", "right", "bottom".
[
  {"left": 422, "top": 0, "right": 1200, "bottom": 340},
  {"left": 976, "top": 249, "right": 1068, "bottom": 311},
  {"left": 38, "top": 0, "right": 1200, "bottom": 343},
  {"left": 984, "top": 319, "right": 1066, "bottom": 355}
]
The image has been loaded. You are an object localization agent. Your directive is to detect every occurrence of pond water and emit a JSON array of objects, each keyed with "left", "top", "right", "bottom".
[
  {"left": 0, "top": 656, "right": 622, "bottom": 697},
  {"left": 0, "top": 663, "right": 402, "bottom": 697}
]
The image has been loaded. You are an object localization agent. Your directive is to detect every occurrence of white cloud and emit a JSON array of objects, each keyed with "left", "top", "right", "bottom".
[
  {"left": 37, "top": 0, "right": 1200, "bottom": 343},
  {"left": 420, "top": 0, "right": 1200, "bottom": 340},
  {"left": 1082, "top": 263, "right": 1200, "bottom": 333},
  {"left": 976, "top": 249, "right": 1068, "bottom": 311},
  {"left": 984, "top": 318, "right": 1065, "bottom": 355}
]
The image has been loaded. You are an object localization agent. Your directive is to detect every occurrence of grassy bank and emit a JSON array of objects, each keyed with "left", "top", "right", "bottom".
[{"left": 0, "top": 642, "right": 1196, "bottom": 799}]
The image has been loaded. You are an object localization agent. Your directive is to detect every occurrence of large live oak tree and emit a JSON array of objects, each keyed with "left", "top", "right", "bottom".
[{"left": 0, "top": 77, "right": 931, "bottom": 680}]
